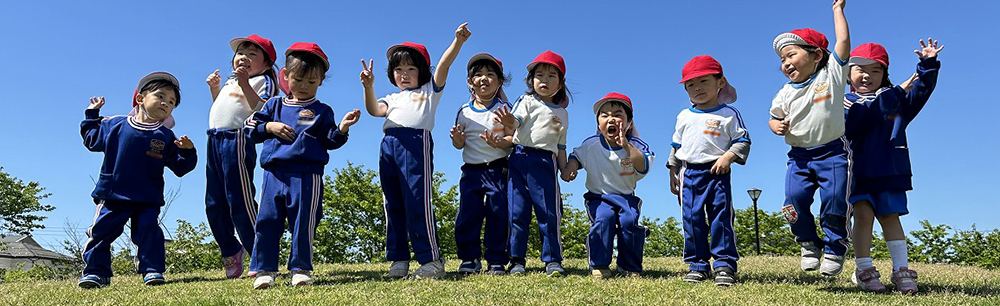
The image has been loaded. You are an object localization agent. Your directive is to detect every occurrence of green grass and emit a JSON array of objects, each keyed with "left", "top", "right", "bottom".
[{"left": 2, "top": 256, "right": 998, "bottom": 306}]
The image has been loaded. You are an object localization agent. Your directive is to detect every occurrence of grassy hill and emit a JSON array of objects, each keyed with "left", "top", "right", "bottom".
[{"left": 1, "top": 256, "right": 998, "bottom": 306}]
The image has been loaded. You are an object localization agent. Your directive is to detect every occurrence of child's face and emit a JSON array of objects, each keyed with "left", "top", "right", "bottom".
[
  {"left": 532, "top": 64, "right": 562, "bottom": 100},
  {"left": 849, "top": 63, "right": 884, "bottom": 94},
  {"left": 234, "top": 44, "right": 268, "bottom": 76},
  {"left": 597, "top": 103, "right": 630, "bottom": 141},
  {"left": 136, "top": 88, "right": 177, "bottom": 121},
  {"left": 684, "top": 75, "right": 725, "bottom": 106},
  {"left": 779, "top": 45, "right": 822, "bottom": 83},
  {"left": 393, "top": 60, "right": 419, "bottom": 90},
  {"left": 284, "top": 70, "right": 323, "bottom": 100},
  {"left": 468, "top": 66, "right": 500, "bottom": 101}
]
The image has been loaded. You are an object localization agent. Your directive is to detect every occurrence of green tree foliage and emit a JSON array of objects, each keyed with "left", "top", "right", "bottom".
[
  {"left": 164, "top": 220, "right": 222, "bottom": 273},
  {"left": 733, "top": 207, "right": 799, "bottom": 256},
  {"left": 644, "top": 216, "right": 684, "bottom": 257},
  {"left": 910, "top": 220, "right": 953, "bottom": 264},
  {"left": 0, "top": 167, "right": 55, "bottom": 236}
]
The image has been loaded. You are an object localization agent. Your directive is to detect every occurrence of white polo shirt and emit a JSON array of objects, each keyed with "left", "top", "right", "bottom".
[
  {"left": 569, "top": 135, "right": 654, "bottom": 195},
  {"left": 671, "top": 104, "right": 751, "bottom": 164},
  {"left": 511, "top": 94, "right": 568, "bottom": 153},
  {"left": 769, "top": 54, "right": 849, "bottom": 148},
  {"left": 379, "top": 82, "right": 444, "bottom": 131},
  {"left": 454, "top": 98, "right": 512, "bottom": 164},
  {"left": 208, "top": 75, "right": 274, "bottom": 130}
]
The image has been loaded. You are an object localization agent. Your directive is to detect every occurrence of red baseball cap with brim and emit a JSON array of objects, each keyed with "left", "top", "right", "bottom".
[
  {"left": 286, "top": 42, "right": 330, "bottom": 71},
  {"left": 773, "top": 28, "right": 829, "bottom": 55},
  {"left": 132, "top": 71, "right": 180, "bottom": 128},
  {"left": 679, "top": 55, "right": 737, "bottom": 104},
  {"left": 386, "top": 42, "right": 431, "bottom": 67},
  {"left": 849, "top": 43, "right": 889, "bottom": 68},
  {"left": 230, "top": 34, "right": 277, "bottom": 62},
  {"left": 593, "top": 92, "right": 633, "bottom": 114},
  {"left": 526, "top": 51, "right": 566, "bottom": 75}
]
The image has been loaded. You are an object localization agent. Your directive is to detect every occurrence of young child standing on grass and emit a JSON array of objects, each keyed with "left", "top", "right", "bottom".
[
  {"left": 245, "top": 43, "right": 361, "bottom": 289},
  {"left": 361, "top": 23, "right": 471, "bottom": 280},
  {"left": 78, "top": 72, "right": 196, "bottom": 288},
  {"left": 769, "top": 0, "right": 852, "bottom": 277},
  {"left": 668, "top": 56, "right": 749, "bottom": 286},
  {"left": 495, "top": 50, "right": 571, "bottom": 277},
  {"left": 845, "top": 39, "right": 942, "bottom": 294},
  {"left": 562, "top": 93, "right": 653, "bottom": 279},
  {"left": 204, "top": 34, "right": 280, "bottom": 279},
  {"left": 450, "top": 53, "right": 512, "bottom": 275}
]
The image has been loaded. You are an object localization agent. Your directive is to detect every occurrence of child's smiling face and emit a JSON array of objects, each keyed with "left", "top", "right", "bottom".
[
  {"left": 779, "top": 45, "right": 822, "bottom": 83},
  {"left": 234, "top": 43, "right": 268, "bottom": 76},
  {"left": 532, "top": 64, "right": 562, "bottom": 100},
  {"left": 468, "top": 66, "right": 500, "bottom": 102},
  {"left": 684, "top": 74, "right": 725, "bottom": 107},
  {"left": 849, "top": 63, "right": 884, "bottom": 94},
  {"left": 393, "top": 59, "right": 419, "bottom": 90},
  {"left": 136, "top": 88, "right": 177, "bottom": 121},
  {"left": 597, "top": 102, "right": 630, "bottom": 142}
]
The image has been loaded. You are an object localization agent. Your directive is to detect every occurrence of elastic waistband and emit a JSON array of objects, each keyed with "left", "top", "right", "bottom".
[
  {"left": 682, "top": 161, "right": 716, "bottom": 170},
  {"left": 513, "top": 145, "right": 556, "bottom": 155},
  {"left": 463, "top": 158, "right": 508, "bottom": 170},
  {"left": 384, "top": 127, "right": 428, "bottom": 136},
  {"left": 788, "top": 137, "right": 847, "bottom": 160},
  {"left": 207, "top": 128, "right": 241, "bottom": 136}
]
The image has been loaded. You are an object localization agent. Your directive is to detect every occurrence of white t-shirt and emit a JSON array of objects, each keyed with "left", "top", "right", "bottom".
[
  {"left": 454, "top": 98, "right": 512, "bottom": 164},
  {"left": 569, "top": 135, "right": 654, "bottom": 195},
  {"left": 769, "top": 53, "right": 849, "bottom": 148},
  {"left": 379, "top": 82, "right": 444, "bottom": 131},
  {"left": 209, "top": 75, "right": 275, "bottom": 130},
  {"left": 671, "top": 104, "right": 751, "bottom": 164},
  {"left": 511, "top": 94, "right": 568, "bottom": 153}
]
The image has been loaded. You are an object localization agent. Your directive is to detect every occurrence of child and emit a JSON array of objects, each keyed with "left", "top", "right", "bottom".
[
  {"left": 495, "top": 50, "right": 571, "bottom": 276},
  {"left": 78, "top": 72, "right": 196, "bottom": 288},
  {"left": 245, "top": 42, "right": 361, "bottom": 288},
  {"left": 769, "top": 0, "right": 852, "bottom": 276},
  {"left": 450, "top": 53, "right": 512, "bottom": 275},
  {"left": 204, "top": 34, "right": 279, "bottom": 279},
  {"left": 668, "top": 56, "right": 749, "bottom": 286},
  {"left": 360, "top": 23, "right": 471, "bottom": 279},
  {"left": 562, "top": 93, "right": 654, "bottom": 279},
  {"left": 845, "top": 39, "right": 942, "bottom": 294}
]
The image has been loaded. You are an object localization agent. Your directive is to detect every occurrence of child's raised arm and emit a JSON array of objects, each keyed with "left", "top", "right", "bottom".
[
  {"left": 206, "top": 70, "right": 222, "bottom": 101},
  {"left": 433, "top": 22, "right": 471, "bottom": 88},
  {"left": 360, "top": 59, "right": 387, "bottom": 117},
  {"left": 82, "top": 97, "right": 107, "bottom": 152},
  {"left": 832, "top": 0, "right": 851, "bottom": 61}
]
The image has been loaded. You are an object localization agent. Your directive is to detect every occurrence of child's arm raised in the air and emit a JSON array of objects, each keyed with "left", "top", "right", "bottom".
[
  {"left": 561, "top": 158, "right": 579, "bottom": 182},
  {"left": 360, "top": 59, "right": 387, "bottom": 117},
  {"left": 832, "top": 0, "right": 851, "bottom": 61},
  {"left": 450, "top": 125, "right": 466, "bottom": 149},
  {"left": 901, "top": 38, "right": 943, "bottom": 121},
  {"left": 166, "top": 136, "right": 197, "bottom": 177},
  {"left": 234, "top": 66, "right": 267, "bottom": 110},
  {"left": 433, "top": 22, "right": 471, "bottom": 88},
  {"left": 81, "top": 97, "right": 107, "bottom": 152},
  {"left": 206, "top": 70, "right": 222, "bottom": 101}
]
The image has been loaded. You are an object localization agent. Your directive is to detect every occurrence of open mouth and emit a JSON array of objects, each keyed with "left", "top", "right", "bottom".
[{"left": 607, "top": 124, "right": 618, "bottom": 135}]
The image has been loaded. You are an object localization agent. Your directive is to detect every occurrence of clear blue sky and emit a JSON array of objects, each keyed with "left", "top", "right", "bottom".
[{"left": 2, "top": 0, "right": 997, "bottom": 250}]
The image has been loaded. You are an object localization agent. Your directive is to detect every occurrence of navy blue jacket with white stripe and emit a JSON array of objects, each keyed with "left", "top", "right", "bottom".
[
  {"left": 81, "top": 109, "right": 197, "bottom": 206},
  {"left": 246, "top": 97, "right": 348, "bottom": 174},
  {"left": 844, "top": 57, "right": 940, "bottom": 194}
]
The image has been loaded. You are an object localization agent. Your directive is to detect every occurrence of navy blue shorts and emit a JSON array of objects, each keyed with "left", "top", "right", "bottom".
[{"left": 850, "top": 191, "right": 908, "bottom": 217}]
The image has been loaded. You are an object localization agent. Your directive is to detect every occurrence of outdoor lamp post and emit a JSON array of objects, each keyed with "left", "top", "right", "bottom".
[{"left": 747, "top": 188, "right": 762, "bottom": 255}]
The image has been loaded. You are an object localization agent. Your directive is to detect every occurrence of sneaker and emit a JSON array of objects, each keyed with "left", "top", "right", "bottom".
[
  {"left": 248, "top": 271, "right": 258, "bottom": 278},
  {"left": 800, "top": 242, "right": 822, "bottom": 271},
  {"left": 820, "top": 254, "right": 845, "bottom": 276},
  {"left": 388, "top": 261, "right": 410, "bottom": 279},
  {"left": 253, "top": 272, "right": 276, "bottom": 289},
  {"left": 684, "top": 270, "right": 711, "bottom": 282},
  {"left": 854, "top": 267, "right": 886, "bottom": 292},
  {"left": 458, "top": 259, "right": 482, "bottom": 274},
  {"left": 591, "top": 266, "right": 613, "bottom": 279},
  {"left": 508, "top": 262, "right": 526, "bottom": 275},
  {"left": 143, "top": 273, "right": 165, "bottom": 286},
  {"left": 291, "top": 271, "right": 313, "bottom": 286},
  {"left": 77, "top": 274, "right": 110, "bottom": 289},
  {"left": 714, "top": 267, "right": 737, "bottom": 286},
  {"left": 414, "top": 260, "right": 446, "bottom": 279},
  {"left": 223, "top": 249, "right": 246, "bottom": 279},
  {"left": 545, "top": 262, "right": 565, "bottom": 277},
  {"left": 891, "top": 267, "right": 918, "bottom": 294},
  {"left": 485, "top": 264, "right": 507, "bottom": 275}
]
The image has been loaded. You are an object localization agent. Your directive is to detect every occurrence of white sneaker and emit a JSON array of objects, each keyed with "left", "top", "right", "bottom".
[
  {"left": 820, "top": 254, "right": 845, "bottom": 276},
  {"left": 414, "top": 259, "right": 446, "bottom": 279},
  {"left": 291, "top": 271, "right": 313, "bottom": 286},
  {"left": 388, "top": 261, "right": 410, "bottom": 279},
  {"left": 253, "top": 272, "right": 276, "bottom": 289},
  {"left": 800, "top": 242, "right": 822, "bottom": 271}
]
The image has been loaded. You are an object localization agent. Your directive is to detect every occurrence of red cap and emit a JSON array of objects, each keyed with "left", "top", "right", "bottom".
[
  {"left": 386, "top": 42, "right": 431, "bottom": 66},
  {"left": 467, "top": 53, "right": 503, "bottom": 71},
  {"left": 286, "top": 42, "right": 330, "bottom": 71},
  {"left": 230, "top": 34, "right": 277, "bottom": 62},
  {"left": 773, "top": 28, "right": 828, "bottom": 54},
  {"left": 679, "top": 55, "right": 738, "bottom": 104},
  {"left": 526, "top": 51, "right": 566, "bottom": 75},
  {"left": 849, "top": 43, "right": 889, "bottom": 68},
  {"left": 593, "top": 92, "right": 633, "bottom": 114}
]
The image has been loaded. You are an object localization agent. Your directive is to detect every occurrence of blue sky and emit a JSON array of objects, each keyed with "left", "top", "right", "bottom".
[{"left": 2, "top": 0, "right": 997, "bottom": 250}]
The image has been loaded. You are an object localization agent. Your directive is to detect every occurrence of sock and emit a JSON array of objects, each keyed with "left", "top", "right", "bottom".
[
  {"left": 855, "top": 257, "right": 874, "bottom": 271},
  {"left": 886, "top": 240, "right": 909, "bottom": 271}
]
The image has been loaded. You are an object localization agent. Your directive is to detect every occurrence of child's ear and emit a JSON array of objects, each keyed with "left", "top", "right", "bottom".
[
  {"left": 135, "top": 92, "right": 144, "bottom": 103},
  {"left": 718, "top": 76, "right": 728, "bottom": 89}
]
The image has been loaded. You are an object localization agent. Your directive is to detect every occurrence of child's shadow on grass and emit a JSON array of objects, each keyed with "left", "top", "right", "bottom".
[
  {"left": 166, "top": 276, "right": 232, "bottom": 284},
  {"left": 818, "top": 282, "right": 1000, "bottom": 297},
  {"left": 740, "top": 271, "right": 840, "bottom": 286}
]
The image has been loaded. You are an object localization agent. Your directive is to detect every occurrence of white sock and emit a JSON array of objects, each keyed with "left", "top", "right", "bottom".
[
  {"left": 855, "top": 257, "right": 874, "bottom": 271},
  {"left": 886, "top": 240, "right": 909, "bottom": 271}
]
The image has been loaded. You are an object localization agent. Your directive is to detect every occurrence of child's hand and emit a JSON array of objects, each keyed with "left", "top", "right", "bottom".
[
  {"left": 455, "top": 22, "right": 471, "bottom": 44},
  {"left": 234, "top": 66, "right": 249, "bottom": 83},
  {"left": 899, "top": 73, "right": 920, "bottom": 92},
  {"left": 266, "top": 122, "right": 297, "bottom": 141},
  {"left": 914, "top": 37, "right": 944, "bottom": 59},
  {"left": 174, "top": 135, "right": 194, "bottom": 149},
  {"left": 773, "top": 119, "right": 790, "bottom": 136},
  {"left": 88, "top": 96, "right": 105, "bottom": 110},
  {"left": 669, "top": 168, "right": 680, "bottom": 195},
  {"left": 560, "top": 168, "right": 577, "bottom": 182},
  {"left": 833, "top": 0, "right": 846, "bottom": 11},
  {"left": 206, "top": 70, "right": 221, "bottom": 88},
  {"left": 711, "top": 156, "right": 733, "bottom": 175},
  {"left": 611, "top": 120, "right": 628, "bottom": 148},
  {"left": 339, "top": 109, "right": 362, "bottom": 133},
  {"left": 480, "top": 129, "right": 507, "bottom": 148},
  {"left": 450, "top": 125, "right": 466, "bottom": 147},
  {"left": 360, "top": 59, "right": 375, "bottom": 88},
  {"left": 493, "top": 106, "right": 517, "bottom": 130}
]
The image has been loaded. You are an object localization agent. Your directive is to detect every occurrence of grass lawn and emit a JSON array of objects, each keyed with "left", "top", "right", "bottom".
[{"left": 1, "top": 256, "right": 998, "bottom": 306}]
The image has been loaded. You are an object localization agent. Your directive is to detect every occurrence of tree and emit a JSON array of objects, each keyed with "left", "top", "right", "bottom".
[
  {"left": 0, "top": 167, "right": 55, "bottom": 237},
  {"left": 733, "top": 207, "right": 799, "bottom": 256}
]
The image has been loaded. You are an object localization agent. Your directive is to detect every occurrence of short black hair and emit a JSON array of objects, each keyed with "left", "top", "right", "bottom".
[
  {"left": 387, "top": 48, "right": 432, "bottom": 87},
  {"left": 232, "top": 41, "right": 279, "bottom": 98},
  {"left": 524, "top": 63, "right": 571, "bottom": 105},
  {"left": 466, "top": 59, "right": 510, "bottom": 94},
  {"left": 140, "top": 80, "right": 181, "bottom": 106},
  {"left": 600, "top": 100, "right": 633, "bottom": 122}
]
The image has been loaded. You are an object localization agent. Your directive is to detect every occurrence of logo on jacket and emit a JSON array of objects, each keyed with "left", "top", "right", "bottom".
[
  {"left": 147, "top": 139, "right": 165, "bottom": 159},
  {"left": 814, "top": 82, "right": 829, "bottom": 94},
  {"left": 782, "top": 205, "right": 798, "bottom": 224},
  {"left": 550, "top": 116, "right": 563, "bottom": 132},
  {"left": 299, "top": 109, "right": 316, "bottom": 119},
  {"left": 410, "top": 92, "right": 429, "bottom": 103}
]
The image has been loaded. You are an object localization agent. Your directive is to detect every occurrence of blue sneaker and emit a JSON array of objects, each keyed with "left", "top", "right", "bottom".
[
  {"left": 143, "top": 273, "right": 165, "bottom": 286},
  {"left": 78, "top": 274, "right": 110, "bottom": 289},
  {"left": 458, "top": 259, "right": 482, "bottom": 274}
]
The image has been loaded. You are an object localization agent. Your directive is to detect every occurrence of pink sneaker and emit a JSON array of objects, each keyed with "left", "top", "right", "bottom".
[
  {"left": 248, "top": 271, "right": 258, "bottom": 278},
  {"left": 854, "top": 267, "right": 886, "bottom": 292},
  {"left": 891, "top": 267, "right": 918, "bottom": 294},
  {"left": 224, "top": 249, "right": 246, "bottom": 279}
]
